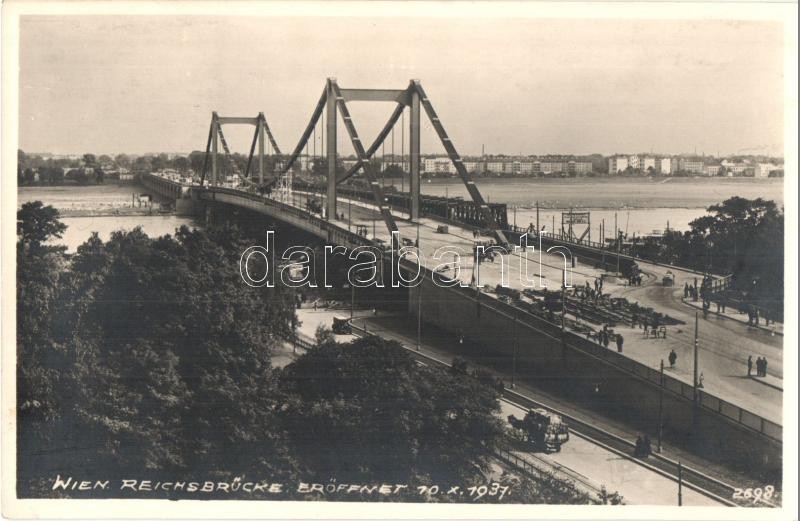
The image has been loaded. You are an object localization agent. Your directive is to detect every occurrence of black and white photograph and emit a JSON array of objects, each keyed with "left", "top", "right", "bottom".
[{"left": 2, "top": 2, "right": 797, "bottom": 519}]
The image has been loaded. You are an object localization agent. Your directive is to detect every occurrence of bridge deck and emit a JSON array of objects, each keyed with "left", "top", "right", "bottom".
[{"left": 144, "top": 173, "right": 782, "bottom": 427}]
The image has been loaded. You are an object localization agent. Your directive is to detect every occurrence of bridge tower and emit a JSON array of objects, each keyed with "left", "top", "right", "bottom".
[
  {"left": 198, "top": 79, "right": 508, "bottom": 247},
  {"left": 200, "top": 112, "right": 282, "bottom": 189},
  {"left": 278, "top": 78, "right": 508, "bottom": 247}
]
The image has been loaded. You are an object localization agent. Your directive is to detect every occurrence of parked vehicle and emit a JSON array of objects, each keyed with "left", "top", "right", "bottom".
[{"left": 508, "top": 408, "right": 570, "bottom": 452}]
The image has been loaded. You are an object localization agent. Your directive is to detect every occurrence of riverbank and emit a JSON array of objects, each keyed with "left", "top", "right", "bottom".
[{"left": 56, "top": 208, "right": 171, "bottom": 218}]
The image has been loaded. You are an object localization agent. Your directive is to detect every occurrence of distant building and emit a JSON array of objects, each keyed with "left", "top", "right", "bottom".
[
  {"left": 608, "top": 156, "right": 629, "bottom": 174},
  {"left": 485, "top": 161, "right": 505, "bottom": 174},
  {"left": 640, "top": 157, "right": 656, "bottom": 172},
  {"left": 704, "top": 164, "right": 722, "bottom": 176},
  {"left": 424, "top": 157, "right": 456, "bottom": 175},
  {"left": 567, "top": 161, "right": 593, "bottom": 175},
  {"left": 678, "top": 157, "right": 705, "bottom": 174},
  {"left": 657, "top": 157, "right": 673, "bottom": 175},
  {"left": 754, "top": 163, "right": 777, "bottom": 177},
  {"left": 721, "top": 160, "right": 754, "bottom": 176}
]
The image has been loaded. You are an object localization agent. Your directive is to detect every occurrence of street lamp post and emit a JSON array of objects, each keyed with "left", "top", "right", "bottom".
[{"left": 416, "top": 220, "right": 422, "bottom": 352}]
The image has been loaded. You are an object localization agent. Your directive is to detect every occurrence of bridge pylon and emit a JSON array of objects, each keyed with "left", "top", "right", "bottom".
[{"left": 278, "top": 79, "right": 509, "bottom": 247}]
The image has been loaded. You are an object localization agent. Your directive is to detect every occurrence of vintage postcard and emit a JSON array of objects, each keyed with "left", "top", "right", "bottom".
[{"left": 2, "top": 1, "right": 797, "bottom": 520}]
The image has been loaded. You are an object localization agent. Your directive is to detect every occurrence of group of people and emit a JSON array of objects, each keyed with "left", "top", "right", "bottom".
[
  {"left": 747, "top": 355, "right": 769, "bottom": 377},
  {"left": 631, "top": 312, "right": 661, "bottom": 336},
  {"left": 746, "top": 305, "right": 762, "bottom": 326},
  {"left": 594, "top": 324, "right": 624, "bottom": 353},
  {"left": 683, "top": 282, "right": 700, "bottom": 301},
  {"left": 628, "top": 273, "right": 643, "bottom": 286},
  {"left": 634, "top": 435, "right": 653, "bottom": 458},
  {"left": 581, "top": 280, "right": 603, "bottom": 304}
]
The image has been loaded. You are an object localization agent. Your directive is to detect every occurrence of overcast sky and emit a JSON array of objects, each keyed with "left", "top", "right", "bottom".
[{"left": 19, "top": 15, "right": 784, "bottom": 157}]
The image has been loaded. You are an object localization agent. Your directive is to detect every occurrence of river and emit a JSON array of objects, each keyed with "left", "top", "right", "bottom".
[
  {"left": 417, "top": 176, "right": 784, "bottom": 238},
  {"left": 18, "top": 184, "right": 197, "bottom": 252},
  {"left": 18, "top": 177, "right": 783, "bottom": 250}
]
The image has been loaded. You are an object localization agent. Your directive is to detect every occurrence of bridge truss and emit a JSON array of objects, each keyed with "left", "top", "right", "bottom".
[{"left": 200, "top": 79, "right": 509, "bottom": 248}]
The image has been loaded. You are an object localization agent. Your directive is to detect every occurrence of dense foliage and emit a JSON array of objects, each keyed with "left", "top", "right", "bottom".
[
  {"left": 17, "top": 203, "right": 533, "bottom": 502},
  {"left": 636, "top": 197, "right": 784, "bottom": 315}
]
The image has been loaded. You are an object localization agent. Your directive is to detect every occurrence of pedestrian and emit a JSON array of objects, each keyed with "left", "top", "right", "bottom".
[
  {"left": 643, "top": 318, "right": 649, "bottom": 336},
  {"left": 684, "top": 283, "right": 690, "bottom": 299},
  {"left": 721, "top": 300, "right": 726, "bottom": 313},
  {"left": 603, "top": 332, "right": 610, "bottom": 348},
  {"left": 634, "top": 436, "right": 644, "bottom": 458},
  {"left": 668, "top": 349, "right": 677, "bottom": 368},
  {"left": 756, "top": 356, "right": 763, "bottom": 377},
  {"left": 716, "top": 301, "right": 720, "bottom": 314},
  {"left": 616, "top": 333, "right": 624, "bottom": 353},
  {"left": 747, "top": 355, "right": 753, "bottom": 377},
  {"left": 697, "top": 372, "right": 704, "bottom": 388},
  {"left": 763, "top": 357, "right": 768, "bottom": 377},
  {"left": 643, "top": 435, "right": 652, "bottom": 457}
]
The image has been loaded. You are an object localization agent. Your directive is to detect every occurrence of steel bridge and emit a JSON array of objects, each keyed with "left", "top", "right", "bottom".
[
  {"left": 196, "top": 78, "right": 509, "bottom": 250},
  {"left": 139, "top": 79, "right": 782, "bottom": 472}
]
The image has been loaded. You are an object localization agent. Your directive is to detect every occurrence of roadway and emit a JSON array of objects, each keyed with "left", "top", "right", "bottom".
[
  {"left": 278, "top": 308, "right": 724, "bottom": 506},
  {"left": 286, "top": 189, "right": 782, "bottom": 424}
]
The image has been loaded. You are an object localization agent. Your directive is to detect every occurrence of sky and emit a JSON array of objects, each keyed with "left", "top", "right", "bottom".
[{"left": 18, "top": 15, "right": 785, "bottom": 157}]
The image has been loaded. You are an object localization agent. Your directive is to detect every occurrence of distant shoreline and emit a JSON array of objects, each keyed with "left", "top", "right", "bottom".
[{"left": 55, "top": 208, "right": 173, "bottom": 218}]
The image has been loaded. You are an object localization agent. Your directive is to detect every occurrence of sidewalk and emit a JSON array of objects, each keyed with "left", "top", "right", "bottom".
[{"left": 682, "top": 298, "right": 783, "bottom": 337}]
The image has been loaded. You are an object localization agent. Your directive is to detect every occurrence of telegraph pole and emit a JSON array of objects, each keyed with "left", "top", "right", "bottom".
[
  {"left": 561, "top": 268, "right": 567, "bottom": 332},
  {"left": 692, "top": 311, "right": 700, "bottom": 432},
  {"left": 658, "top": 358, "right": 664, "bottom": 453},
  {"left": 678, "top": 461, "right": 683, "bottom": 506},
  {"left": 615, "top": 213, "right": 620, "bottom": 274}
]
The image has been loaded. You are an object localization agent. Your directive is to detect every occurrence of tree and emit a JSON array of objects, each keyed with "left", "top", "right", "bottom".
[
  {"left": 133, "top": 155, "right": 152, "bottom": 173},
  {"left": 279, "top": 336, "right": 504, "bottom": 484},
  {"left": 98, "top": 154, "right": 112, "bottom": 165},
  {"left": 114, "top": 154, "right": 131, "bottom": 169},
  {"left": 16, "top": 203, "right": 69, "bottom": 488},
  {"left": 314, "top": 324, "right": 336, "bottom": 346},
  {"left": 17, "top": 202, "right": 67, "bottom": 250},
  {"left": 173, "top": 156, "right": 190, "bottom": 173},
  {"left": 82, "top": 153, "right": 97, "bottom": 167},
  {"left": 23, "top": 168, "right": 36, "bottom": 185},
  {"left": 95, "top": 167, "right": 105, "bottom": 184},
  {"left": 383, "top": 164, "right": 405, "bottom": 178}
]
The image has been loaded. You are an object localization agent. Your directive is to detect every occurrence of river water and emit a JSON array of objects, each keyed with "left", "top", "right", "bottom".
[
  {"left": 416, "top": 176, "right": 784, "bottom": 239},
  {"left": 18, "top": 184, "right": 197, "bottom": 252},
  {"left": 18, "top": 178, "right": 783, "bottom": 250}
]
